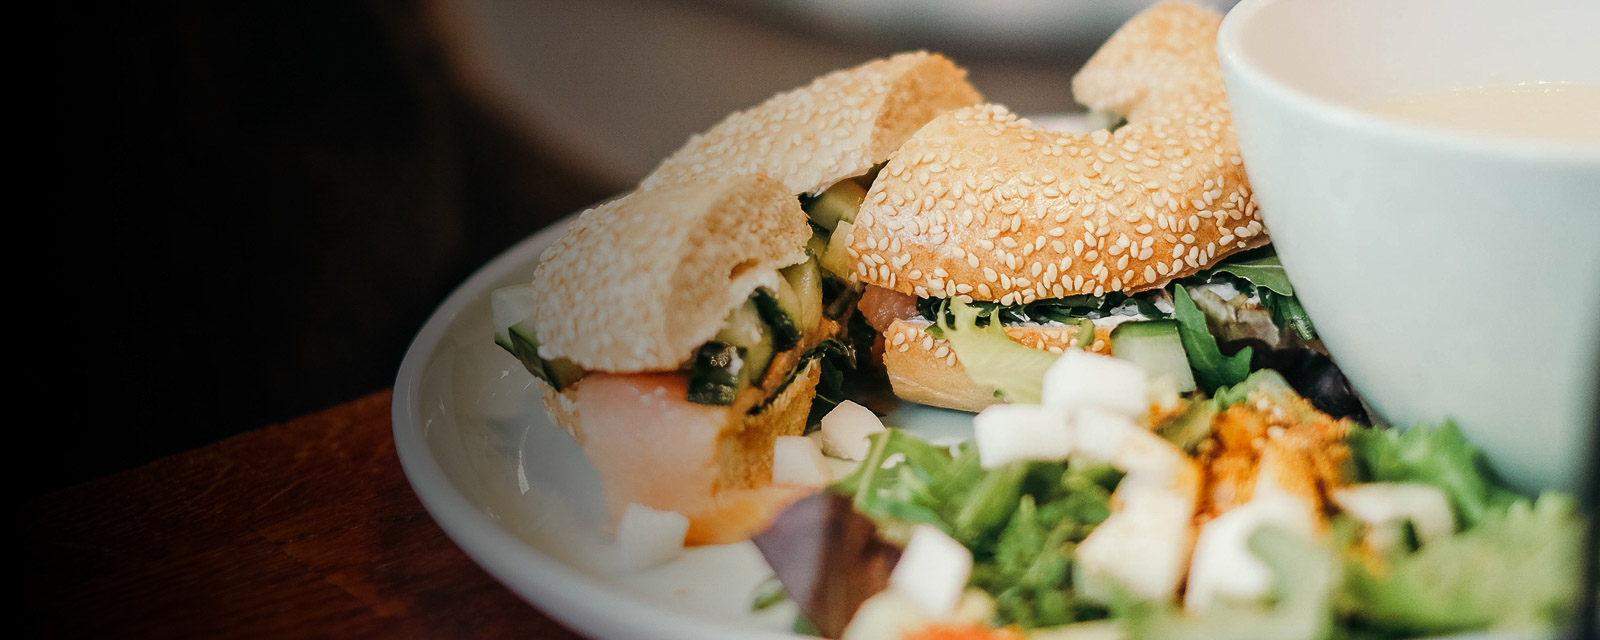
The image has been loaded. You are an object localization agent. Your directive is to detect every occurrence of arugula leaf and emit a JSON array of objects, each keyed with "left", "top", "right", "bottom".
[
  {"left": 1345, "top": 420, "right": 1522, "bottom": 528},
  {"left": 1212, "top": 368, "right": 1298, "bottom": 409},
  {"left": 1172, "top": 285, "right": 1253, "bottom": 392},
  {"left": 1260, "top": 289, "right": 1318, "bottom": 341},
  {"left": 1208, "top": 252, "right": 1296, "bottom": 296},
  {"left": 1338, "top": 493, "right": 1585, "bottom": 634},
  {"left": 916, "top": 290, "right": 1171, "bottom": 327}
]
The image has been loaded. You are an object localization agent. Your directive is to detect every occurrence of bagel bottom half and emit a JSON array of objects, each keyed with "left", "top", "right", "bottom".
[{"left": 879, "top": 318, "right": 1116, "bottom": 413}]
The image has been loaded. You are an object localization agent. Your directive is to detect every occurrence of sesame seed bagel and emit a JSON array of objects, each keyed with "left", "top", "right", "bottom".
[
  {"left": 848, "top": 3, "right": 1266, "bottom": 306},
  {"left": 640, "top": 51, "right": 983, "bottom": 195},
  {"left": 880, "top": 318, "right": 1116, "bottom": 413},
  {"left": 531, "top": 174, "right": 809, "bottom": 372}
]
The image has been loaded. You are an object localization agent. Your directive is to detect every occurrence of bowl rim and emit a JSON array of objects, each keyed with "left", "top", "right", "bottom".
[{"left": 1216, "top": 0, "right": 1600, "bottom": 164}]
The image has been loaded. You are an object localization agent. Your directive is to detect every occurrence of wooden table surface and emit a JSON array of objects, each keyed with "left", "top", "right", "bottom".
[{"left": 24, "top": 390, "right": 588, "bottom": 639}]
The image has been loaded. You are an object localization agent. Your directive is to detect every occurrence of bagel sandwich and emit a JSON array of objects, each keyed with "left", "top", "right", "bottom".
[
  {"left": 644, "top": 50, "right": 984, "bottom": 324},
  {"left": 492, "top": 53, "right": 983, "bottom": 544},
  {"left": 847, "top": 3, "right": 1323, "bottom": 413},
  {"left": 643, "top": 50, "right": 986, "bottom": 417},
  {"left": 492, "top": 174, "right": 836, "bottom": 544}
]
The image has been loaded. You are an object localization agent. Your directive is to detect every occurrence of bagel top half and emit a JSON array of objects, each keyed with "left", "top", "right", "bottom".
[
  {"left": 531, "top": 173, "right": 809, "bottom": 373},
  {"left": 848, "top": 3, "right": 1268, "bottom": 306},
  {"left": 640, "top": 51, "right": 983, "bottom": 196}
]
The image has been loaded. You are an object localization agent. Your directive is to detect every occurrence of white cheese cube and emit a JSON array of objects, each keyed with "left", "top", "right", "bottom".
[
  {"left": 1332, "top": 483, "right": 1455, "bottom": 546},
  {"left": 841, "top": 588, "right": 997, "bottom": 640},
  {"left": 820, "top": 400, "right": 887, "bottom": 460},
  {"left": 1184, "top": 493, "right": 1316, "bottom": 612},
  {"left": 1075, "top": 482, "right": 1198, "bottom": 603},
  {"left": 1146, "top": 374, "right": 1182, "bottom": 414},
  {"left": 1071, "top": 406, "right": 1138, "bottom": 465},
  {"left": 888, "top": 524, "right": 973, "bottom": 617},
  {"left": 773, "top": 435, "right": 833, "bottom": 487},
  {"left": 973, "top": 404, "right": 1073, "bottom": 469},
  {"left": 1112, "top": 428, "right": 1190, "bottom": 480},
  {"left": 1041, "top": 350, "right": 1149, "bottom": 417},
  {"left": 616, "top": 503, "right": 689, "bottom": 572}
]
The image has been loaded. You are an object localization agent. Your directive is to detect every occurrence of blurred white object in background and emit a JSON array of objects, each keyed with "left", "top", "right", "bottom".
[
  {"left": 1219, "top": 0, "right": 1600, "bottom": 494},
  {"left": 432, "top": 0, "right": 1237, "bottom": 191}
]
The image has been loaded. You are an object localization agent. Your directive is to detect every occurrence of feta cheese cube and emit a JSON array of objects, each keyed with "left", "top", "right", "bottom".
[
  {"left": 1332, "top": 483, "right": 1455, "bottom": 546},
  {"left": 888, "top": 524, "right": 973, "bottom": 617},
  {"left": 1184, "top": 493, "right": 1316, "bottom": 612},
  {"left": 820, "top": 400, "right": 887, "bottom": 460},
  {"left": 1075, "top": 480, "right": 1198, "bottom": 603},
  {"left": 1071, "top": 406, "right": 1138, "bottom": 465},
  {"left": 616, "top": 503, "right": 689, "bottom": 572},
  {"left": 841, "top": 587, "right": 997, "bottom": 640},
  {"left": 1112, "top": 427, "right": 1190, "bottom": 480},
  {"left": 1041, "top": 350, "right": 1149, "bottom": 417},
  {"left": 773, "top": 435, "right": 833, "bottom": 487},
  {"left": 1146, "top": 374, "right": 1182, "bottom": 414},
  {"left": 972, "top": 404, "right": 1073, "bottom": 469}
]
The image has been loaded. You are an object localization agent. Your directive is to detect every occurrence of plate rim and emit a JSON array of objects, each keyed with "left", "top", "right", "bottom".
[{"left": 391, "top": 217, "right": 802, "bottom": 640}]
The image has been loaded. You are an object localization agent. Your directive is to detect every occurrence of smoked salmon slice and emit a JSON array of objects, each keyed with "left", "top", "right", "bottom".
[{"left": 574, "top": 372, "right": 810, "bottom": 545}]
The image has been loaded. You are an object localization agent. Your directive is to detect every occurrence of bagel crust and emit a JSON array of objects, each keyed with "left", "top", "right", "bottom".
[
  {"left": 531, "top": 174, "right": 809, "bottom": 372},
  {"left": 849, "top": 3, "right": 1265, "bottom": 305},
  {"left": 640, "top": 51, "right": 983, "bottom": 195}
]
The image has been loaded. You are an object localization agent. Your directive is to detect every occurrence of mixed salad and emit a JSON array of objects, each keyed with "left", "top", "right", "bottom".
[{"left": 752, "top": 369, "right": 1590, "bottom": 639}]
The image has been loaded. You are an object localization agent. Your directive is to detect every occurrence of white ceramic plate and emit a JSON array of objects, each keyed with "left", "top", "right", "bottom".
[
  {"left": 389, "top": 115, "right": 1105, "bottom": 640},
  {"left": 391, "top": 213, "right": 982, "bottom": 640}
]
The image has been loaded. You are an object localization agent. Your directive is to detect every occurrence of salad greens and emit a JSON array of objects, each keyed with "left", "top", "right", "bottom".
[
  {"left": 916, "top": 291, "right": 1165, "bottom": 327},
  {"left": 926, "top": 298, "right": 1059, "bottom": 404},
  {"left": 1346, "top": 420, "right": 1522, "bottom": 528},
  {"left": 1172, "top": 284, "right": 1254, "bottom": 392},
  {"left": 1338, "top": 493, "right": 1585, "bottom": 636},
  {"left": 798, "top": 390, "right": 1589, "bottom": 639},
  {"left": 833, "top": 430, "right": 1121, "bottom": 628}
]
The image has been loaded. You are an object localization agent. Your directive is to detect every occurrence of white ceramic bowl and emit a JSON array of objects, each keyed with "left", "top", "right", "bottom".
[{"left": 1217, "top": 0, "right": 1600, "bottom": 494}]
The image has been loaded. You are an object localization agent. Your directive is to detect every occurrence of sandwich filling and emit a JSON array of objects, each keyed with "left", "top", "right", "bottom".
[{"left": 856, "top": 247, "right": 1360, "bottom": 419}]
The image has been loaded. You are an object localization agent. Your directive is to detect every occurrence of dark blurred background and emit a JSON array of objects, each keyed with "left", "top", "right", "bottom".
[{"left": 44, "top": 0, "right": 1224, "bottom": 498}]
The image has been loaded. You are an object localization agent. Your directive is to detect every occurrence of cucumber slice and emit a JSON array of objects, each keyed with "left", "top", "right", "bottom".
[
  {"left": 1109, "top": 320, "right": 1197, "bottom": 392},
  {"left": 1073, "top": 318, "right": 1096, "bottom": 351},
  {"left": 490, "top": 284, "right": 583, "bottom": 390},
  {"left": 806, "top": 229, "right": 830, "bottom": 261},
  {"left": 752, "top": 287, "right": 801, "bottom": 352},
  {"left": 715, "top": 297, "right": 777, "bottom": 381},
  {"left": 803, "top": 179, "right": 867, "bottom": 231},
  {"left": 780, "top": 259, "right": 824, "bottom": 334},
  {"left": 690, "top": 293, "right": 784, "bottom": 405},
  {"left": 715, "top": 297, "right": 768, "bottom": 349},
  {"left": 1158, "top": 398, "right": 1217, "bottom": 453},
  {"left": 820, "top": 220, "right": 856, "bottom": 280},
  {"left": 687, "top": 342, "right": 746, "bottom": 405}
]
